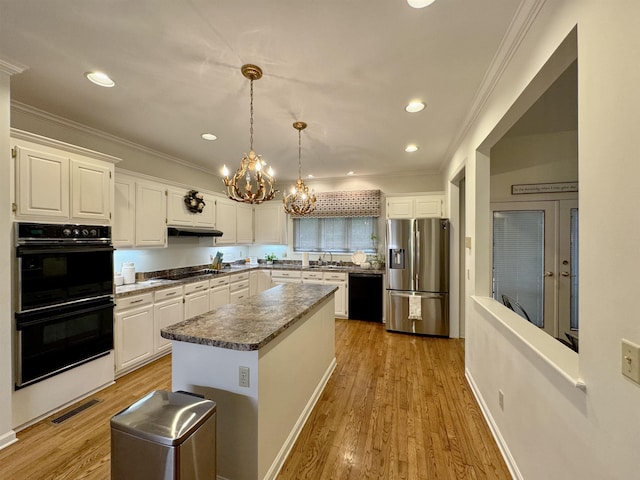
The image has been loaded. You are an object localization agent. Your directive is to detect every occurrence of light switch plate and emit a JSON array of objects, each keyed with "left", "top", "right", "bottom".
[{"left": 621, "top": 339, "right": 640, "bottom": 384}]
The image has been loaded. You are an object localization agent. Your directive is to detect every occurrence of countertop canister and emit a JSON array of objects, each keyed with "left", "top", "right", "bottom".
[{"left": 121, "top": 262, "right": 135, "bottom": 284}]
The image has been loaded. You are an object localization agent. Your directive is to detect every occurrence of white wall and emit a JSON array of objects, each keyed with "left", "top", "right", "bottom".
[
  {"left": 0, "top": 66, "right": 17, "bottom": 449},
  {"left": 444, "top": 1, "right": 640, "bottom": 478}
]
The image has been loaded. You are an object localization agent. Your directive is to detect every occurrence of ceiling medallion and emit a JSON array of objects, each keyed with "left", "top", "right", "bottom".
[
  {"left": 222, "top": 64, "right": 277, "bottom": 204},
  {"left": 283, "top": 121, "right": 316, "bottom": 215}
]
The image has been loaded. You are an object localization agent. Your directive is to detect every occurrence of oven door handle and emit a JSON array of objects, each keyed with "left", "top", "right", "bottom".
[
  {"left": 17, "top": 244, "right": 114, "bottom": 256},
  {"left": 16, "top": 300, "right": 115, "bottom": 329}
]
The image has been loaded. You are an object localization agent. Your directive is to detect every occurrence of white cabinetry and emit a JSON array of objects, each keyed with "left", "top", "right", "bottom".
[
  {"left": 254, "top": 202, "right": 287, "bottom": 244},
  {"left": 229, "top": 271, "right": 250, "bottom": 304},
  {"left": 113, "top": 176, "right": 136, "bottom": 247},
  {"left": 115, "top": 293, "right": 155, "bottom": 375},
  {"left": 153, "top": 286, "right": 184, "bottom": 354},
  {"left": 167, "top": 187, "right": 216, "bottom": 228},
  {"left": 271, "top": 269, "right": 302, "bottom": 285},
  {"left": 12, "top": 133, "right": 117, "bottom": 224},
  {"left": 209, "top": 275, "right": 231, "bottom": 309},
  {"left": 386, "top": 194, "right": 444, "bottom": 218},
  {"left": 302, "top": 270, "right": 348, "bottom": 317},
  {"left": 250, "top": 269, "right": 273, "bottom": 295},
  {"left": 236, "top": 204, "right": 254, "bottom": 244},
  {"left": 184, "top": 280, "right": 210, "bottom": 320},
  {"left": 135, "top": 181, "right": 167, "bottom": 247},
  {"left": 215, "top": 197, "right": 238, "bottom": 244},
  {"left": 323, "top": 271, "right": 348, "bottom": 318}
]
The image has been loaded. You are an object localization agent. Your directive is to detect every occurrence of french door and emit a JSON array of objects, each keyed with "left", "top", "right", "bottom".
[{"left": 491, "top": 200, "right": 578, "bottom": 338}]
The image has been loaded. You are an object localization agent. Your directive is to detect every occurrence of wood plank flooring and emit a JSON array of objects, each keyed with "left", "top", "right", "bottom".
[{"left": 0, "top": 319, "right": 510, "bottom": 480}]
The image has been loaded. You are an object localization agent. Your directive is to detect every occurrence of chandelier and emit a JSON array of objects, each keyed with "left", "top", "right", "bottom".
[
  {"left": 222, "top": 64, "right": 277, "bottom": 204},
  {"left": 283, "top": 121, "right": 316, "bottom": 215}
]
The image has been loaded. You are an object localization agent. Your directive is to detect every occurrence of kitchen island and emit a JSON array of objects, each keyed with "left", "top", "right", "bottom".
[{"left": 161, "top": 283, "right": 337, "bottom": 480}]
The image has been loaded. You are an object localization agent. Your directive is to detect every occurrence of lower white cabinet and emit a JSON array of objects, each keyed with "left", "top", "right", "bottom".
[
  {"left": 301, "top": 270, "right": 348, "bottom": 317},
  {"left": 271, "top": 269, "right": 302, "bottom": 285},
  {"left": 114, "top": 293, "right": 155, "bottom": 375},
  {"left": 184, "top": 280, "right": 210, "bottom": 319},
  {"left": 250, "top": 269, "right": 273, "bottom": 295},
  {"left": 154, "top": 286, "right": 184, "bottom": 354},
  {"left": 210, "top": 275, "right": 230, "bottom": 309},
  {"left": 229, "top": 271, "right": 250, "bottom": 304}
]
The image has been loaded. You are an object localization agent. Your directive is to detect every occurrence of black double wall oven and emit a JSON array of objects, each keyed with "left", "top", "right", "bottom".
[{"left": 15, "top": 223, "right": 114, "bottom": 389}]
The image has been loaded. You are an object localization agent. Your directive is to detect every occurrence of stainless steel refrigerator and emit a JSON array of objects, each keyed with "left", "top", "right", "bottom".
[{"left": 386, "top": 218, "right": 449, "bottom": 336}]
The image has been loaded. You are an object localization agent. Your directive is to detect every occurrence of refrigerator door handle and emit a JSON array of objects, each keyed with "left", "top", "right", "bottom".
[{"left": 414, "top": 222, "right": 420, "bottom": 290}]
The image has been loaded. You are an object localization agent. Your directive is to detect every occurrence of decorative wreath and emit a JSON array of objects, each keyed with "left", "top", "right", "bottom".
[{"left": 184, "top": 190, "right": 206, "bottom": 213}]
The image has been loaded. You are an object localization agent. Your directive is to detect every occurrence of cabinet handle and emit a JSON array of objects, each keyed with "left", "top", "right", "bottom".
[
  {"left": 164, "top": 292, "right": 176, "bottom": 296},
  {"left": 194, "top": 285, "right": 204, "bottom": 290},
  {"left": 130, "top": 299, "right": 144, "bottom": 304}
]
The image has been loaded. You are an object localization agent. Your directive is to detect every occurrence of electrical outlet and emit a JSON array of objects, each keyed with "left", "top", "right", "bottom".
[
  {"left": 621, "top": 339, "right": 640, "bottom": 384},
  {"left": 498, "top": 389, "right": 504, "bottom": 410},
  {"left": 239, "top": 366, "right": 250, "bottom": 388}
]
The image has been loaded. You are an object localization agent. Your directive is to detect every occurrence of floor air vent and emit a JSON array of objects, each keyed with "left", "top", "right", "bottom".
[{"left": 51, "top": 399, "right": 100, "bottom": 425}]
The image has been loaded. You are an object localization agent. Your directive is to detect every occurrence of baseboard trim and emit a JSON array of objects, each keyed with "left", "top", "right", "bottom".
[
  {"left": 0, "top": 430, "right": 18, "bottom": 451},
  {"left": 262, "top": 357, "right": 337, "bottom": 480},
  {"left": 465, "top": 368, "right": 522, "bottom": 480}
]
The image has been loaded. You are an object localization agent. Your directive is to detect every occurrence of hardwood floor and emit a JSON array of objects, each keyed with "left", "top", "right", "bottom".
[{"left": 0, "top": 320, "right": 510, "bottom": 480}]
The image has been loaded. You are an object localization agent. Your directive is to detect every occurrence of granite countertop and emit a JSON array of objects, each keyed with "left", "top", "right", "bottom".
[
  {"left": 115, "top": 263, "right": 384, "bottom": 298},
  {"left": 160, "top": 283, "right": 337, "bottom": 351}
]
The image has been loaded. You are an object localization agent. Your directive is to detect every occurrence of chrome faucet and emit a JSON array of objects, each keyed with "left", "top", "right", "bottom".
[{"left": 320, "top": 251, "right": 333, "bottom": 266}]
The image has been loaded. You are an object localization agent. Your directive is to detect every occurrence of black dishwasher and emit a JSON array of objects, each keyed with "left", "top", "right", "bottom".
[{"left": 348, "top": 272, "right": 383, "bottom": 322}]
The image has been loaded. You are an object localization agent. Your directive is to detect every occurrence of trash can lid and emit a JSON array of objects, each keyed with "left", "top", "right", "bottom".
[{"left": 110, "top": 390, "right": 216, "bottom": 446}]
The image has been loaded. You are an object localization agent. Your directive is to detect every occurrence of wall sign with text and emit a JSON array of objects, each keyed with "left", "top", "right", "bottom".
[{"left": 511, "top": 182, "right": 578, "bottom": 195}]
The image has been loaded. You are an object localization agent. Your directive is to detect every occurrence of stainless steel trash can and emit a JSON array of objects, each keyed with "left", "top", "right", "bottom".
[{"left": 110, "top": 390, "right": 216, "bottom": 480}]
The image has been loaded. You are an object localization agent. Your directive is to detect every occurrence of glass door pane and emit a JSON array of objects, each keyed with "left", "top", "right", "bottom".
[{"left": 492, "top": 210, "right": 545, "bottom": 327}]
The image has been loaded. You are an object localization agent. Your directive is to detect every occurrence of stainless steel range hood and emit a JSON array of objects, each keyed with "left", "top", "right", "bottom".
[{"left": 167, "top": 227, "right": 223, "bottom": 237}]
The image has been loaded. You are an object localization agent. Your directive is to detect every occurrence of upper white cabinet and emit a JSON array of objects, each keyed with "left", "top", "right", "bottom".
[
  {"left": 386, "top": 194, "right": 444, "bottom": 219},
  {"left": 135, "top": 181, "right": 167, "bottom": 247},
  {"left": 167, "top": 187, "right": 215, "bottom": 228},
  {"left": 236, "top": 203, "right": 253, "bottom": 244},
  {"left": 215, "top": 197, "right": 238, "bottom": 244},
  {"left": 113, "top": 173, "right": 166, "bottom": 248},
  {"left": 254, "top": 202, "right": 287, "bottom": 245},
  {"left": 12, "top": 132, "right": 117, "bottom": 224}
]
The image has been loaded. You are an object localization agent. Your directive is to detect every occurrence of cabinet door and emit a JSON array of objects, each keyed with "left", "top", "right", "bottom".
[
  {"left": 254, "top": 203, "right": 286, "bottom": 244},
  {"left": 324, "top": 280, "right": 347, "bottom": 317},
  {"left": 16, "top": 146, "right": 70, "bottom": 218},
  {"left": 113, "top": 176, "right": 135, "bottom": 247},
  {"left": 210, "top": 284, "right": 230, "bottom": 309},
  {"left": 70, "top": 160, "right": 112, "bottom": 222},
  {"left": 258, "top": 270, "right": 273, "bottom": 292},
  {"left": 415, "top": 195, "right": 443, "bottom": 217},
  {"left": 154, "top": 297, "right": 184, "bottom": 354},
  {"left": 184, "top": 291, "right": 210, "bottom": 320},
  {"left": 194, "top": 192, "right": 216, "bottom": 228},
  {"left": 115, "top": 305, "right": 154, "bottom": 373},
  {"left": 236, "top": 203, "right": 254, "bottom": 244},
  {"left": 135, "top": 182, "right": 167, "bottom": 247},
  {"left": 215, "top": 198, "right": 237, "bottom": 244},
  {"left": 386, "top": 197, "right": 413, "bottom": 219},
  {"left": 166, "top": 188, "right": 193, "bottom": 226}
]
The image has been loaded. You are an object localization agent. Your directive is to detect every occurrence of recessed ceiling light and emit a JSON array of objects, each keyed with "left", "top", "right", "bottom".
[
  {"left": 85, "top": 71, "right": 115, "bottom": 87},
  {"left": 405, "top": 101, "right": 426, "bottom": 113},
  {"left": 201, "top": 133, "right": 217, "bottom": 141},
  {"left": 405, "top": 144, "right": 419, "bottom": 153},
  {"left": 347, "top": 171, "right": 355, "bottom": 176},
  {"left": 307, "top": 174, "right": 314, "bottom": 179},
  {"left": 407, "top": 0, "right": 437, "bottom": 8}
]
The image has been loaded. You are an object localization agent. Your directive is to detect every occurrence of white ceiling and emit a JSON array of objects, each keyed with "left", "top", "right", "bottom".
[{"left": 0, "top": 0, "right": 523, "bottom": 182}]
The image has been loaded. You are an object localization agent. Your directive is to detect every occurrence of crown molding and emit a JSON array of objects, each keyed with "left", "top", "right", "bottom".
[
  {"left": 10, "top": 101, "right": 216, "bottom": 175},
  {"left": 0, "top": 57, "right": 28, "bottom": 76},
  {"left": 440, "top": 0, "right": 548, "bottom": 171}
]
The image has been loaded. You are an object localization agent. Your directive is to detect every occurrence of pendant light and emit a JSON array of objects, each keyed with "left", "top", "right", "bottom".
[
  {"left": 222, "top": 64, "right": 277, "bottom": 204},
  {"left": 283, "top": 121, "right": 316, "bottom": 215}
]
